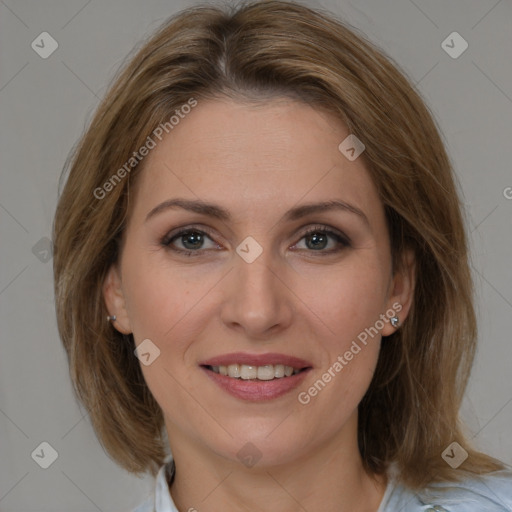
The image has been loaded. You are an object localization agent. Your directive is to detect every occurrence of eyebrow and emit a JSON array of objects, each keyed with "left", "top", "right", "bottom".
[{"left": 145, "top": 198, "right": 369, "bottom": 227}]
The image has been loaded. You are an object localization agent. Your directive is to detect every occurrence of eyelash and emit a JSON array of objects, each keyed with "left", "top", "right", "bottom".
[{"left": 160, "top": 224, "right": 351, "bottom": 257}]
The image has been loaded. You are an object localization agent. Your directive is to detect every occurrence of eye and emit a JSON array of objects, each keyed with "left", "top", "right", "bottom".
[
  {"left": 161, "top": 226, "right": 220, "bottom": 256},
  {"left": 293, "top": 225, "right": 351, "bottom": 254},
  {"left": 160, "top": 224, "right": 351, "bottom": 257}
]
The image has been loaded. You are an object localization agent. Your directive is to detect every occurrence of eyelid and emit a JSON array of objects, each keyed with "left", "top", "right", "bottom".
[
  {"left": 299, "top": 224, "right": 351, "bottom": 245},
  {"left": 161, "top": 222, "right": 351, "bottom": 255},
  {"left": 161, "top": 223, "right": 218, "bottom": 246}
]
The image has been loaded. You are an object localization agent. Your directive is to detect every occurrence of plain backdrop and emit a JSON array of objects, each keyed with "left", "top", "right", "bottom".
[{"left": 1, "top": 0, "right": 511, "bottom": 510}]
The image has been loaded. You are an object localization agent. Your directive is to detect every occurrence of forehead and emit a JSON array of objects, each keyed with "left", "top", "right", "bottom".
[{"left": 129, "top": 98, "right": 382, "bottom": 225}]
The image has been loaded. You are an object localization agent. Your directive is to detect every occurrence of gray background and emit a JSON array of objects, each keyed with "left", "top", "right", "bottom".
[{"left": 1, "top": 0, "right": 511, "bottom": 510}]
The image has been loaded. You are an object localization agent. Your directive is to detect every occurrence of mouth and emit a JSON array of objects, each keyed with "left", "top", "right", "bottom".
[
  {"left": 202, "top": 363, "right": 307, "bottom": 380},
  {"left": 198, "top": 353, "right": 313, "bottom": 401}
]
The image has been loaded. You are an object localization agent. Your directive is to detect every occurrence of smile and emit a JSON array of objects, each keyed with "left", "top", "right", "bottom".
[
  {"left": 200, "top": 366, "right": 311, "bottom": 401},
  {"left": 205, "top": 364, "right": 304, "bottom": 380}
]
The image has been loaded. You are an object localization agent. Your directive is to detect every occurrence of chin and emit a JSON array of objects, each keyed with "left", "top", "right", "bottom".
[{"left": 199, "top": 423, "right": 316, "bottom": 470}]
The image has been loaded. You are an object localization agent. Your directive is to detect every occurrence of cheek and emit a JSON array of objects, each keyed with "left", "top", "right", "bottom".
[
  {"left": 298, "top": 256, "right": 389, "bottom": 346},
  {"left": 122, "top": 258, "right": 213, "bottom": 421},
  {"left": 297, "top": 265, "right": 385, "bottom": 422},
  {"left": 294, "top": 256, "right": 387, "bottom": 403},
  {"left": 121, "top": 254, "right": 214, "bottom": 343}
]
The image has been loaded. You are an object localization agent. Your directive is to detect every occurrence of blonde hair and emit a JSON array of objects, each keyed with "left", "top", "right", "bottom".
[{"left": 53, "top": 0, "right": 505, "bottom": 487}]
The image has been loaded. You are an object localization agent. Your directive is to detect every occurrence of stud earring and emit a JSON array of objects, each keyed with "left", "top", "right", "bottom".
[
  {"left": 390, "top": 316, "right": 399, "bottom": 328},
  {"left": 107, "top": 315, "right": 117, "bottom": 323}
]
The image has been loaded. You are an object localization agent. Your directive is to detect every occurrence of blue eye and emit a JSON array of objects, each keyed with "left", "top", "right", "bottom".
[
  {"left": 161, "top": 224, "right": 351, "bottom": 257},
  {"left": 296, "top": 226, "right": 351, "bottom": 253},
  {"left": 161, "top": 227, "right": 218, "bottom": 256}
]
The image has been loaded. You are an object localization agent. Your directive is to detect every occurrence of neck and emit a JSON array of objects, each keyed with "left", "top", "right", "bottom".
[{"left": 167, "top": 417, "right": 388, "bottom": 512}]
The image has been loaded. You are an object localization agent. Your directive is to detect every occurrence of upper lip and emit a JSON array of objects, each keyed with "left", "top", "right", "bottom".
[{"left": 200, "top": 352, "right": 313, "bottom": 369}]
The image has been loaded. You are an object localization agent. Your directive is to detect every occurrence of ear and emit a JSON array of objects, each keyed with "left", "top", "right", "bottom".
[
  {"left": 103, "top": 263, "right": 132, "bottom": 335},
  {"left": 381, "top": 248, "right": 416, "bottom": 336}
]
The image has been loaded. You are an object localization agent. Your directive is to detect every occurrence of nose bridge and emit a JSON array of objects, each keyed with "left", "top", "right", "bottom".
[
  {"left": 235, "top": 232, "right": 278, "bottom": 288},
  {"left": 221, "top": 241, "right": 293, "bottom": 334},
  {"left": 236, "top": 245, "right": 281, "bottom": 306},
  {"left": 238, "top": 250, "right": 277, "bottom": 293}
]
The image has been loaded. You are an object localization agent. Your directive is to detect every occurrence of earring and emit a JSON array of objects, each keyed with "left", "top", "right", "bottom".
[
  {"left": 390, "top": 316, "right": 399, "bottom": 328},
  {"left": 107, "top": 315, "right": 117, "bottom": 323}
]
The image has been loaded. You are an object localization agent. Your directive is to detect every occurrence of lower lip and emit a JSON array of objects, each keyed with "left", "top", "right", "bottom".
[{"left": 201, "top": 366, "right": 311, "bottom": 401}]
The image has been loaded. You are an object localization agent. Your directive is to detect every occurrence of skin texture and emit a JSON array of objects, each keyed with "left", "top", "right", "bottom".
[{"left": 103, "top": 98, "right": 415, "bottom": 512}]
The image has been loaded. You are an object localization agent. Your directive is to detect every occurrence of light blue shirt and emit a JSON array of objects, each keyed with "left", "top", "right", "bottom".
[{"left": 132, "top": 455, "right": 512, "bottom": 511}]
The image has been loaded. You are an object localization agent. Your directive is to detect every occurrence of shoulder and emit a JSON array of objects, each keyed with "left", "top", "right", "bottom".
[
  {"left": 420, "top": 469, "right": 512, "bottom": 511},
  {"left": 383, "top": 469, "right": 512, "bottom": 511}
]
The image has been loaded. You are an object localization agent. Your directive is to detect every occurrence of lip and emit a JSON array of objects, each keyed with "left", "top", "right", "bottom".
[
  {"left": 201, "top": 365, "right": 312, "bottom": 401},
  {"left": 199, "top": 352, "right": 313, "bottom": 402},
  {"left": 199, "top": 352, "right": 313, "bottom": 369}
]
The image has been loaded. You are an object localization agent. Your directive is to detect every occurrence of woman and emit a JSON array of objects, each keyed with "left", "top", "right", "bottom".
[{"left": 52, "top": 1, "right": 512, "bottom": 510}]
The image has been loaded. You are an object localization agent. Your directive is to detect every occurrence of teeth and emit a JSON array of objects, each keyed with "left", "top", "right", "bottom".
[
  {"left": 257, "top": 365, "right": 274, "bottom": 380},
  {"left": 240, "top": 365, "right": 258, "bottom": 380},
  {"left": 210, "top": 363, "right": 302, "bottom": 380},
  {"left": 227, "top": 364, "right": 241, "bottom": 378},
  {"left": 274, "top": 364, "right": 285, "bottom": 378}
]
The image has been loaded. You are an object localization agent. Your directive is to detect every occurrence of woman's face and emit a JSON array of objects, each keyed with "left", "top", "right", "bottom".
[{"left": 104, "top": 97, "right": 413, "bottom": 467}]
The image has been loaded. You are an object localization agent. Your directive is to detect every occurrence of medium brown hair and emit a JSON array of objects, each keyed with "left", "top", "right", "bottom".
[{"left": 53, "top": 0, "right": 505, "bottom": 487}]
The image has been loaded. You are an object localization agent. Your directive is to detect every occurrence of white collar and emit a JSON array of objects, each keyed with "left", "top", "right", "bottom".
[
  {"left": 147, "top": 456, "right": 512, "bottom": 512},
  {"left": 154, "top": 454, "right": 178, "bottom": 512}
]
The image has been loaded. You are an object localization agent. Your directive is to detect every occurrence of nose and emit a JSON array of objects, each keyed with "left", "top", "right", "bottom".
[{"left": 219, "top": 249, "right": 294, "bottom": 339}]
